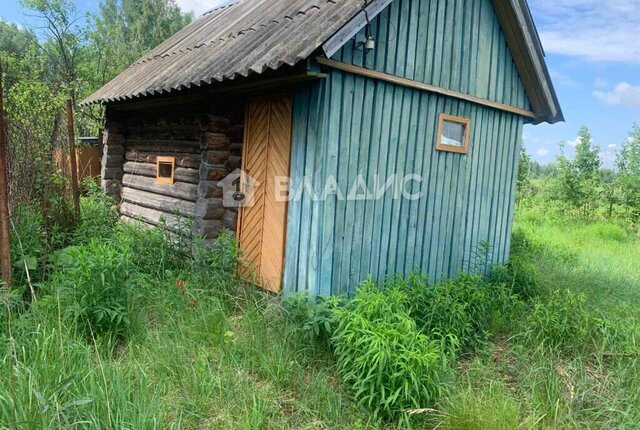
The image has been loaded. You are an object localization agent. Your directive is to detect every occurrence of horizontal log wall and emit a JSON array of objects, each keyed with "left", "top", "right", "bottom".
[{"left": 103, "top": 109, "right": 245, "bottom": 241}]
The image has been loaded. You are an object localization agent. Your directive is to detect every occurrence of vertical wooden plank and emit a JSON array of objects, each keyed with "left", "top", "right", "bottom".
[
  {"left": 239, "top": 98, "right": 270, "bottom": 283},
  {"left": 284, "top": 90, "right": 308, "bottom": 294},
  {"left": 240, "top": 96, "right": 292, "bottom": 293}
]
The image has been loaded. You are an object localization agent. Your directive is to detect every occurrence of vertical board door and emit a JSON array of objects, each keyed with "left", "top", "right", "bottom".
[{"left": 239, "top": 95, "right": 292, "bottom": 293}]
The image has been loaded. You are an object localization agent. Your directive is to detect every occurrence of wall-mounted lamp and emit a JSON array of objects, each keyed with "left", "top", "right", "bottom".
[{"left": 364, "top": 35, "right": 376, "bottom": 52}]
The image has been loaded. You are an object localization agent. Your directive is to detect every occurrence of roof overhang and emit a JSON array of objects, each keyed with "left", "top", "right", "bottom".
[
  {"left": 320, "top": 0, "right": 563, "bottom": 125},
  {"left": 82, "top": 0, "right": 563, "bottom": 125}
]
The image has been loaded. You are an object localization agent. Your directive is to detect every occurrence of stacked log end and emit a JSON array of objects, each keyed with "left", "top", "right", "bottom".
[
  {"left": 195, "top": 115, "right": 240, "bottom": 241},
  {"left": 101, "top": 122, "right": 125, "bottom": 201}
]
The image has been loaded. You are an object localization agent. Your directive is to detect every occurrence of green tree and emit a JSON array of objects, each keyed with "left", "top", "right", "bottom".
[
  {"left": 90, "top": 0, "right": 191, "bottom": 87},
  {"left": 516, "top": 146, "right": 532, "bottom": 207},
  {"left": 616, "top": 125, "right": 640, "bottom": 229},
  {"left": 555, "top": 126, "right": 602, "bottom": 217}
]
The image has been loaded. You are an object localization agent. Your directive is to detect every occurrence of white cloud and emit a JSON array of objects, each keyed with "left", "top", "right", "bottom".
[
  {"left": 531, "top": 0, "right": 640, "bottom": 64},
  {"left": 593, "top": 82, "right": 640, "bottom": 107},
  {"left": 536, "top": 148, "right": 550, "bottom": 157},
  {"left": 175, "top": 0, "right": 230, "bottom": 15},
  {"left": 608, "top": 144, "right": 618, "bottom": 149},
  {"left": 566, "top": 137, "right": 580, "bottom": 147}
]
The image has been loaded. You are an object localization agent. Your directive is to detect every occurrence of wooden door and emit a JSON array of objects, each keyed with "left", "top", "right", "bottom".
[{"left": 238, "top": 95, "right": 292, "bottom": 293}]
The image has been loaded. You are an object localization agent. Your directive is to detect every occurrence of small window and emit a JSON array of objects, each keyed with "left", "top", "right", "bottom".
[
  {"left": 436, "top": 114, "right": 471, "bottom": 154},
  {"left": 156, "top": 156, "right": 175, "bottom": 185}
]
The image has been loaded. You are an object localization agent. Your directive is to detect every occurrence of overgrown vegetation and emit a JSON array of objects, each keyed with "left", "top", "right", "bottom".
[
  {"left": 1, "top": 181, "right": 638, "bottom": 428},
  {"left": 1, "top": 1, "right": 639, "bottom": 428}
]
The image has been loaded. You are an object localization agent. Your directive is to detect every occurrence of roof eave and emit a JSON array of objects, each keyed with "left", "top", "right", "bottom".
[{"left": 493, "top": 0, "right": 564, "bottom": 125}]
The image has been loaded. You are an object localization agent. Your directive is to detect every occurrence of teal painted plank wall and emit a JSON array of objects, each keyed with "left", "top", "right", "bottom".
[
  {"left": 334, "top": 0, "right": 530, "bottom": 111},
  {"left": 284, "top": 0, "right": 527, "bottom": 295}
]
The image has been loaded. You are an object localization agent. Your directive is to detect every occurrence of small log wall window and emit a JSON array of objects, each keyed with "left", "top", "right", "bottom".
[
  {"left": 436, "top": 114, "right": 471, "bottom": 154},
  {"left": 156, "top": 156, "right": 175, "bottom": 185}
]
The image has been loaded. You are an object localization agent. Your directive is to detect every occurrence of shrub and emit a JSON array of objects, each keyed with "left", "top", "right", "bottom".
[
  {"left": 41, "top": 240, "right": 140, "bottom": 341},
  {"left": 491, "top": 255, "right": 542, "bottom": 300},
  {"left": 409, "top": 275, "right": 523, "bottom": 353},
  {"left": 72, "top": 180, "right": 119, "bottom": 244},
  {"left": 283, "top": 293, "right": 340, "bottom": 348},
  {"left": 332, "top": 280, "right": 451, "bottom": 425}
]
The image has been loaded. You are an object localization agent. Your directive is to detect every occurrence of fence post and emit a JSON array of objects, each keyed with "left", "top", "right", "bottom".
[
  {"left": 66, "top": 99, "right": 81, "bottom": 218},
  {"left": 0, "top": 62, "right": 12, "bottom": 287}
]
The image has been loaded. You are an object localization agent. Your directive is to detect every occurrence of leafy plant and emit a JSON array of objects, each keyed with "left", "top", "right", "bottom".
[
  {"left": 283, "top": 293, "right": 341, "bottom": 348},
  {"left": 409, "top": 274, "right": 523, "bottom": 354},
  {"left": 332, "top": 280, "right": 451, "bottom": 425},
  {"left": 42, "top": 239, "right": 140, "bottom": 341}
]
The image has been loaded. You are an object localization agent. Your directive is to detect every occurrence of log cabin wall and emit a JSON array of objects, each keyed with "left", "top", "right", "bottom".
[{"left": 102, "top": 103, "right": 245, "bottom": 241}]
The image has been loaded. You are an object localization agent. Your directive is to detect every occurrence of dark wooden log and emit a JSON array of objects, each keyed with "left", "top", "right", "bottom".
[
  {"left": 227, "top": 155, "right": 242, "bottom": 171},
  {"left": 120, "top": 202, "right": 191, "bottom": 233},
  {"left": 120, "top": 215, "right": 155, "bottom": 230},
  {"left": 222, "top": 210, "right": 238, "bottom": 230},
  {"left": 102, "top": 179, "right": 122, "bottom": 201},
  {"left": 192, "top": 218, "right": 223, "bottom": 238},
  {"left": 103, "top": 144, "right": 125, "bottom": 156},
  {"left": 197, "top": 180, "right": 224, "bottom": 199},
  {"left": 102, "top": 154, "right": 124, "bottom": 168},
  {"left": 101, "top": 166, "right": 123, "bottom": 181},
  {"left": 199, "top": 134, "right": 227, "bottom": 152},
  {"left": 105, "top": 119, "right": 124, "bottom": 133},
  {"left": 122, "top": 187, "right": 196, "bottom": 217},
  {"left": 125, "top": 151, "right": 200, "bottom": 169},
  {"left": 200, "top": 115, "right": 230, "bottom": 133},
  {"left": 127, "top": 124, "right": 201, "bottom": 141},
  {"left": 228, "top": 124, "right": 244, "bottom": 142},
  {"left": 103, "top": 131, "right": 125, "bottom": 145},
  {"left": 195, "top": 197, "right": 225, "bottom": 220},
  {"left": 199, "top": 163, "right": 229, "bottom": 181},
  {"left": 199, "top": 132, "right": 230, "bottom": 150},
  {"left": 123, "top": 174, "right": 198, "bottom": 202},
  {"left": 201, "top": 150, "right": 230, "bottom": 165},
  {"left": 123, "top": 162, "right": 199, "bottom": 184},
  {"left": 126, "top": 139, "right": 201, "bottom": 154},
  {"left": 229, "top": 143, "right": 243, "bottom": 156}
]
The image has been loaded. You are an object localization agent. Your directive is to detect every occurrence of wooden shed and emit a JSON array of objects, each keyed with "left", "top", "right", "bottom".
[{"left": 82, "top": 0, "right": 562, "bottom": 295}]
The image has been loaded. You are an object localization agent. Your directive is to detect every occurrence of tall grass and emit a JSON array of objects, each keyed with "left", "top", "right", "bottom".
[{"left": 1, "top": 194, "right": 638, "bottom": 429}]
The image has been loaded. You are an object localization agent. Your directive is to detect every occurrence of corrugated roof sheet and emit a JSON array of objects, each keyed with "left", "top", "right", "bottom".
[{"left": 82, "top": 0, "right": 366, "bottom": 105}]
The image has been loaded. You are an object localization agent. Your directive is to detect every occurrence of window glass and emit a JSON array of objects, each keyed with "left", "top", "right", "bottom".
[{"left": 441, "top": 120, "right": 466, "bottom": 148}]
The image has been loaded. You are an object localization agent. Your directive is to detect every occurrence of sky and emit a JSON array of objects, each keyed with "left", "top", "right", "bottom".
[{"left": 1, "top": 0, "right": 639, "bottom": 167}]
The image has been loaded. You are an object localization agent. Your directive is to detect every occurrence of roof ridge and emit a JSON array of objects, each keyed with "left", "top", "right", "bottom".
[
  {"left": 135, "top": 1, "right": 327, "bottom": 66},
  {"left": 203, "top": 0, "right": 243, "bottom": 17}
]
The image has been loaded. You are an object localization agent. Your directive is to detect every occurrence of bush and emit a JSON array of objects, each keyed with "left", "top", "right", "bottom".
[
  {"left": 491, "top": 255, "right": 542, "bottom": 300},
  {"left": 40, "top": 239, "right": 141, "bottom": 341},
  {"left": 409, "top": 274, "right": 523, "bottom": 353},
  {"left": 283, "top": 293, "right": 340, "bottom": 348},
  {"left": 332, "top": 280, "right": 451, "bottom": 425},
  {"left": 72, "top": 180, "right": 119, "bottom": 244}
]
